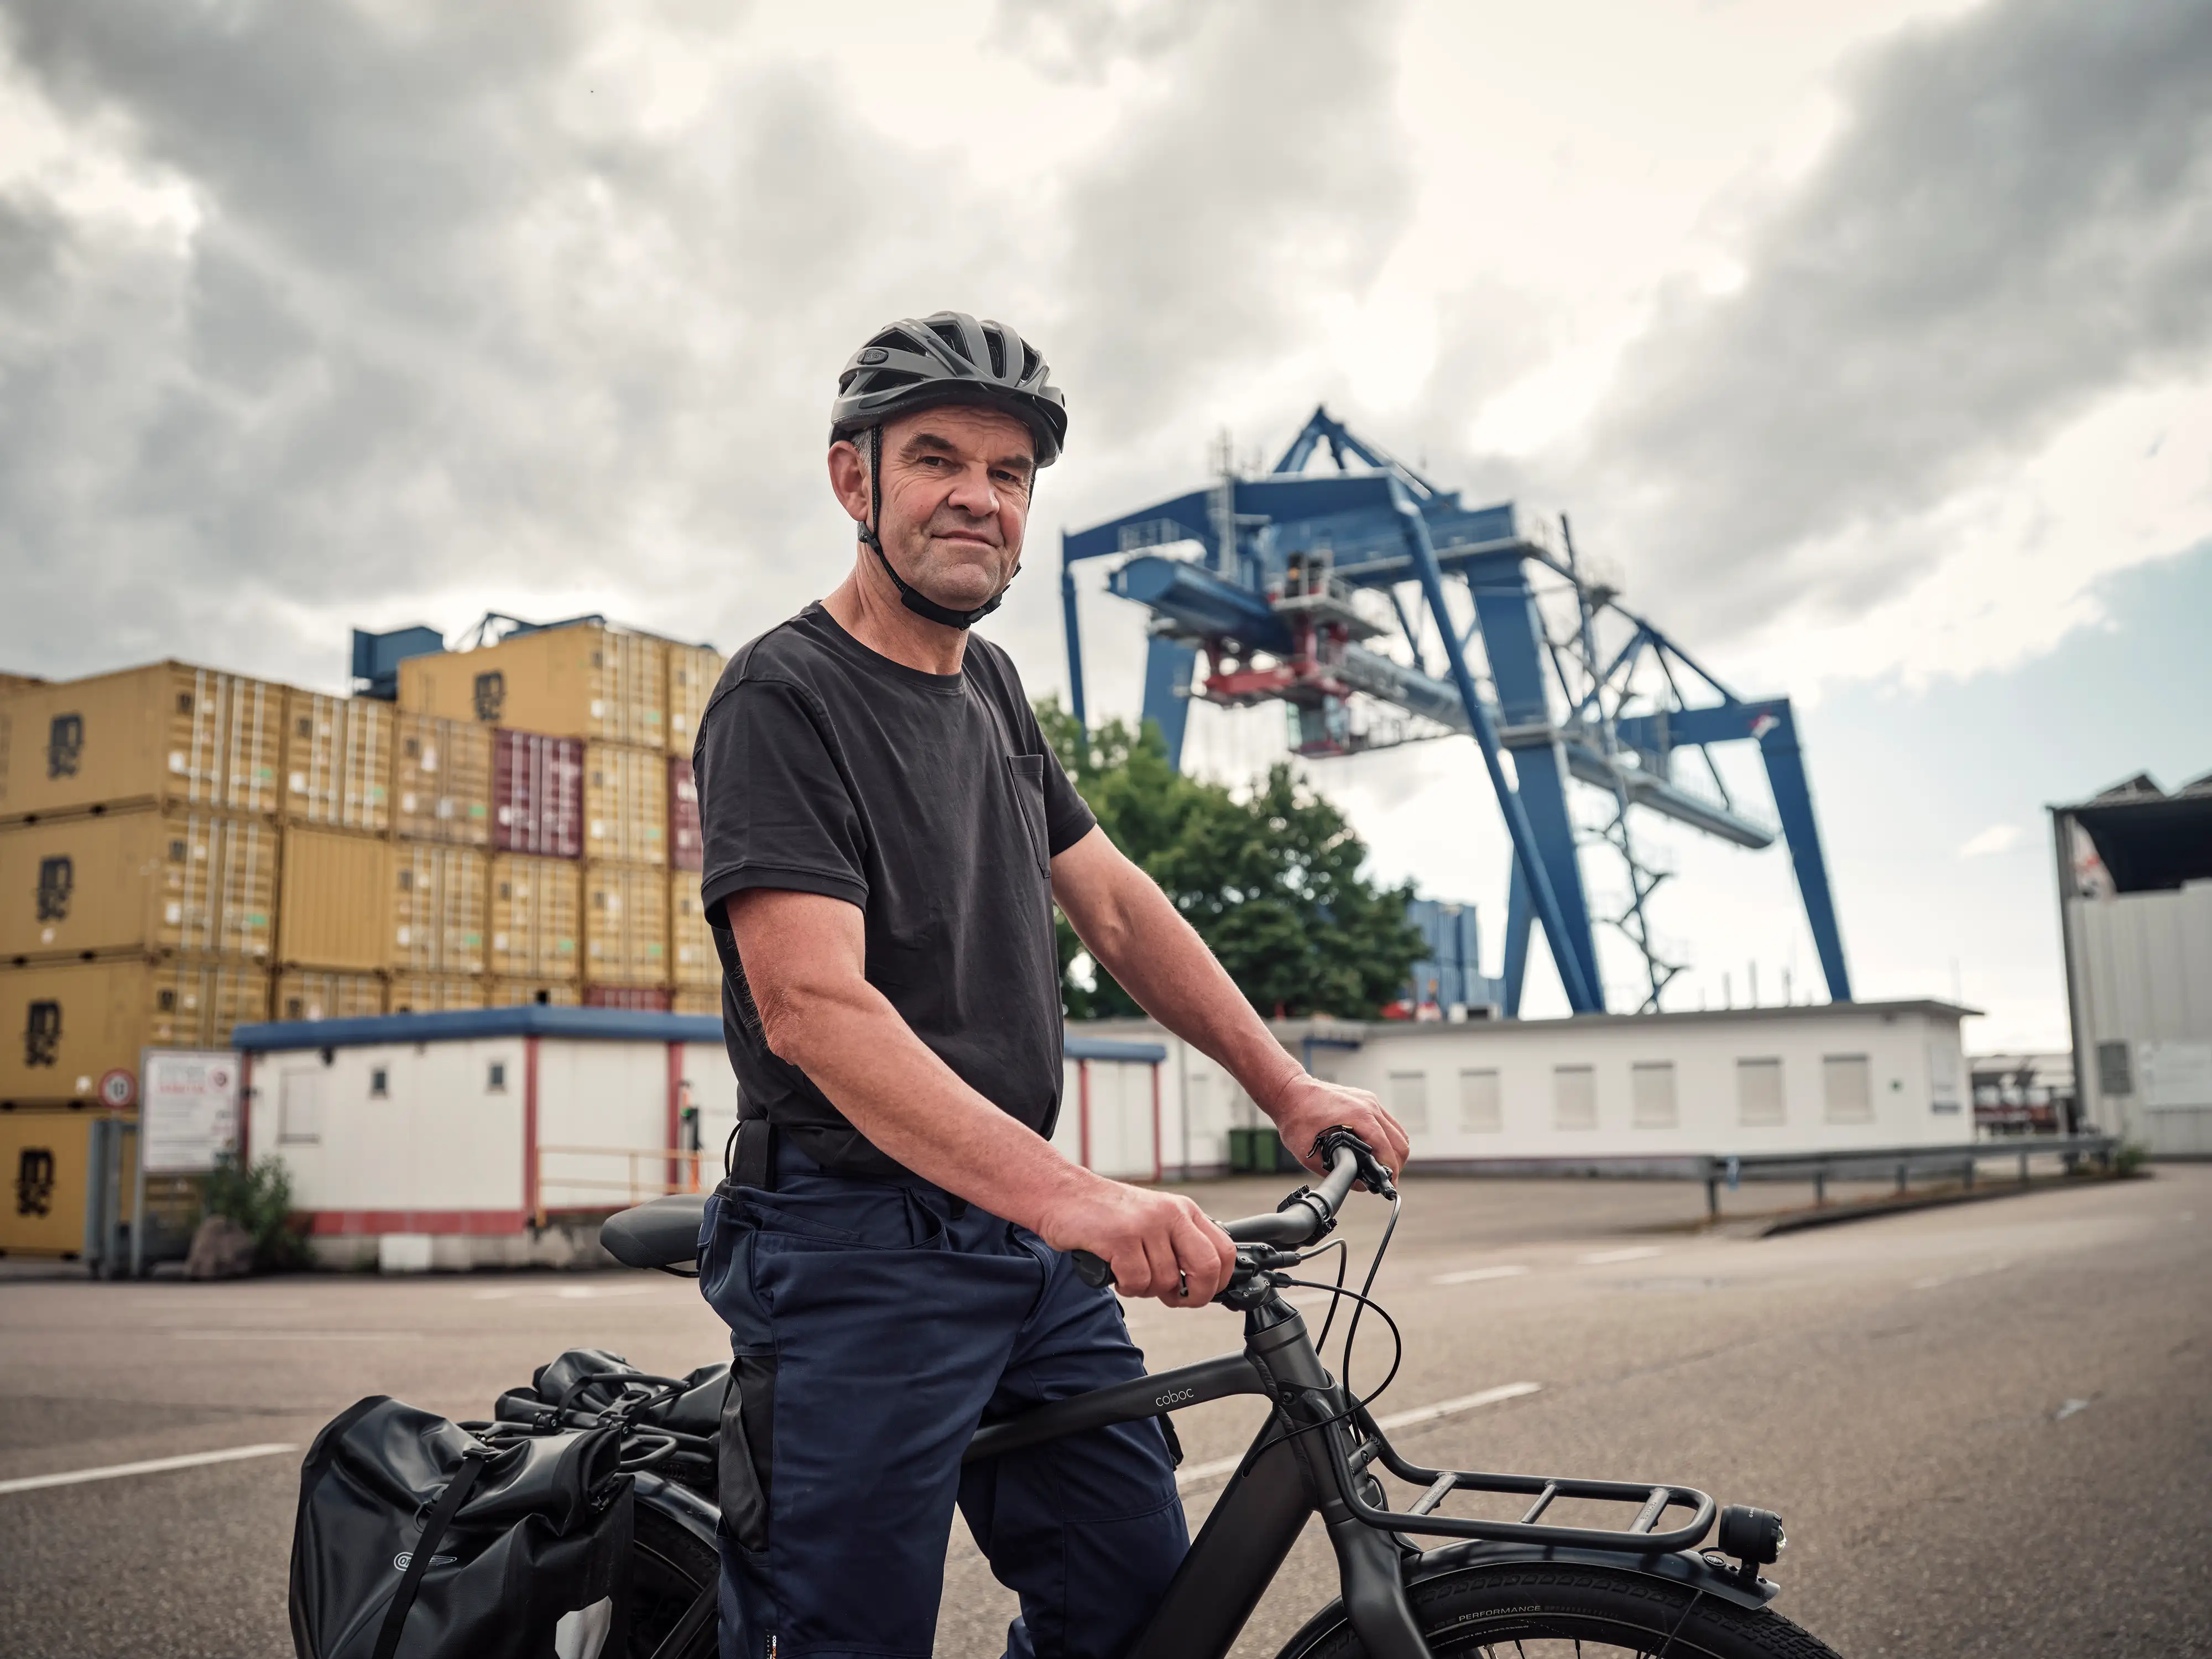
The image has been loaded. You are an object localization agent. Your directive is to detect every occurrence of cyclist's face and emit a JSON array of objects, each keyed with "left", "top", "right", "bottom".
[{"left": 843, "top": 405, "right": 1035, "bottom": 611}]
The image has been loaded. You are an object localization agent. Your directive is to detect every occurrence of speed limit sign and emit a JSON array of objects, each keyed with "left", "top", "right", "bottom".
[{"left": 98, "top": 1068, "right": 137, "bottom": 1109}]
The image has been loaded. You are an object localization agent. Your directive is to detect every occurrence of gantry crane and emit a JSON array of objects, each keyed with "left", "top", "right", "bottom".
[{"left": 1059, "top": 407, "right": 1851, "bottom": 1016}]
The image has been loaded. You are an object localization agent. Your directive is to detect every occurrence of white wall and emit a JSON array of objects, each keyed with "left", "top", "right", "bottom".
[
  {"left": 536, "top": 1040, "right": 675, "bottom": 1210},
  {"left": 1078, "top": 1003, "right": 1976, "bottom": 1175},
  {"left": 1053, "top": 1057, "right": 1160, "bottom": 1180},
  {"left": 2066, "top": 879, "right": 2212, "bottom": 1155}
]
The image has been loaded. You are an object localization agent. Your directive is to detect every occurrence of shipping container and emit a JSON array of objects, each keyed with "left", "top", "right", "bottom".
[
  {"left": 0, "top": 958, "right": 267, "bottom": 1104},
  {"left": 0, "top": 1109, "right": 135, "bottom": 1257},
  {"left": 273, "top": 970, "right": 385, "bottom": 1023},
  {"left": 666, "top": 644, "right": 724, "bottom": 757},
  {"left": 399, "top": 624, "right": 668, "bottom": 749},
  {"left": 489, "top": 854, "right": 581, "bottom": 981},
  {"left": 392, "top": 713, "right": 492, "bottom": 846},
  {"left": 668, "top": 757, "right": 702, "bottom": 873},
  {"left": 0, "top": 662, "right": 284, "bottom": 822},
  {"left": 280, "top": 691, "right": 393, "bottom": 833},
  {"left": 278, "top": 827, "right": 393, "bottom": 972},
  {"left": 390, "top": 845, "right": 488, "bottom": 975},
  {"left": 669, "top": 873, "right": 718, "bottom": 990},
  {"left": 670, "top": 987, "right": 721, "bottom": 1017},
  {"left": 386, "top": 974, "right": 486, "bottom": 1014},
  {"left": 582, "top": 863, "right": 667, "bottom": 986},
  {"left": 583, "top": 985, "right": 671, "bottom": 1011},
  {"left": 486, "top": 978, "right": 582, "bottom": 1009},
  {"left": 583, "top": 744, "right": 667, "bottom": 868},
  {"left": 493, "top": 731, "right": 583, "bottom": 858},
  {"left": 0, "top": 808, "right": 277, "bottom": 962}
]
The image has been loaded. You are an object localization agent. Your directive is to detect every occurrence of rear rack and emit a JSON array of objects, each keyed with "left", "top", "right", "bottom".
[{"left": 1337, "top": 1405, "right": 1717, "bottom": 1554}]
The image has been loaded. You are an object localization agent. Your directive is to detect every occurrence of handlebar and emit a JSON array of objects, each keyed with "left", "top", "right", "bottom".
[{"left": 1070, "top": 1128, "right": 1393, "bottom": 1292}]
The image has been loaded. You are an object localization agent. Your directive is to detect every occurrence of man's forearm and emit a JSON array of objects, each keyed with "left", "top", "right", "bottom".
[
  {"left": 764, "top": 974, "right": 1103, "bottom": 1227},
  {"left": 1075, "top": 873, "right": 1302, "bottom": 1118}
]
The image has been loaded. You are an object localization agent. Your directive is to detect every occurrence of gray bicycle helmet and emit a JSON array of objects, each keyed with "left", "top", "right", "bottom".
[
  {"left": 830, "top": 311, "right": 1066, "bottom": 628},
  {"left": 830, "top": 311, "right": 1066, "bottom": 465}
]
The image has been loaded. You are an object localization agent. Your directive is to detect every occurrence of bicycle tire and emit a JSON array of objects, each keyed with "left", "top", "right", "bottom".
[
  {"left": 628, "top": 1499, "right": 720, "bottom": 1658},
  {"left": 1275, "top": 1559, "right": 1842, "bottom": 1659}
]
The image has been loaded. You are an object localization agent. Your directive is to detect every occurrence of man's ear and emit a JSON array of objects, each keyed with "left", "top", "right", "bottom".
[{"left": 827, "top": 440, "right": 870, "bottom": 528}]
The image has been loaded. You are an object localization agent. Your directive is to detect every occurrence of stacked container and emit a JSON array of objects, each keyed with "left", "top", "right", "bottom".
[
  {"left": 0, "top": 664, "right": 285, "bottom": 1122},
  {"left": 393, "top": 714, "right": 492, "bottom": 845}
]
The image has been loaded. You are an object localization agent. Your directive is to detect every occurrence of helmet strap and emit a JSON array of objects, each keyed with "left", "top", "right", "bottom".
[{"left": 855, "top": 422, "right": 1019, "bottom": 630}]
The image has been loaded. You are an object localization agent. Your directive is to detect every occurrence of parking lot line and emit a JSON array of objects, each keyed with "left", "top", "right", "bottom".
[
  {"left": 0, "top": 1443, "right": 298, "bottom": 1496},
  {"left": 1432, "top": 1265, "right": 1532, "bottom": 1285},
  {"left": 1578, "top": 1246, "right": 1665, "bottom": 1265},
  {"left": 1173, "top": 1381, "right": 1542, "bottom": 1488}
]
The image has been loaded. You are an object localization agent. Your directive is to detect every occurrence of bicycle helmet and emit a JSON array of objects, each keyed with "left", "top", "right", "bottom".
[{"left": 830, "top": 312, "right": 1067, "bottom": 628}]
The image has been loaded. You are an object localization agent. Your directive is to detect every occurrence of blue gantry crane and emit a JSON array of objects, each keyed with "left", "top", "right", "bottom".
[{"left": 1059, "top": 407, "right": 1851, "bottom": 1016}]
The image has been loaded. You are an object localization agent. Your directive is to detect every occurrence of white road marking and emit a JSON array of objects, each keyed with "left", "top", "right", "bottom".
[
  {"left": 1432, "top": 1265, "right": 1532, "bottom": 1285},
  {"left": 1173, "top": 1381, "right": 1542, "bottom": 1489},
  {"left": 1579, "top": 1246, "right": 1664, "bottom": 1265},
  {"left": 1910, "top": 1260, "right": 2012, "bottom": 1291},
  {"left": 171, "top": 1330, "right": 422, "bottom": 1342},
  {"left": 2053, "top": 1397, "right": 2093, "bottom": 1421},
  {"left": 0, "top": 1443, "right": 298, "bottom": 1496}
]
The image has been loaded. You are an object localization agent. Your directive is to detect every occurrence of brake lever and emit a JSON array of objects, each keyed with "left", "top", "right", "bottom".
[{"left": 1313, "top": 1127, "right": 1398, "bottom": 1199}]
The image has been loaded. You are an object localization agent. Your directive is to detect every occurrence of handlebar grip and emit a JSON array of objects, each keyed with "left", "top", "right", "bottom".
[{"left": 1070, "top": 1249, "right": 1115, "bottom": 1288}]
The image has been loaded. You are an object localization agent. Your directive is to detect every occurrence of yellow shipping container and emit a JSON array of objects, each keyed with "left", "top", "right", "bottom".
[
  {"left": 669, "top": 873, "right": 719, "bottom": 990},
  {"left": 387, "top": 974, "right": 485, "bottom": 1013},
  {"left": 0, "top": 663, "right": 285, "bottom": 823},
  {"left": 0, "top": 958, "right": 268, "bottom": 1104},
  {"left": 281, "top": 691, "right": 392, "bottom": 833},
  {"left": 666, "top": 643, "right": 724, "bottom": 757},
  {"left": 489, "top": 855, "right": 581, "bottom": 982},
  {"left": 0, "top": 1110, "right": 135, "bottom": 1257},
  {"left": 0, "top": 808, "right": 276, "bottom": 962},
  {"left": 583, "top": 863, "right": 667, "bottom": 987},
  {"left": 392, "top": 713, "right": 492, "bottom": 846},
  {"left": 391, "top": 844, "right": 487, "bottom": 974},
  {"left": 584, "top": 744, "right": 667, "bottom": 868},
  {"left": 272, "top": 971, "right": 385, "bottom": 1022},
  {"left": 399, "top": 624, "right": 667, "bottom": 749},
  {"left": 670, "top": 987, "right": 720, "bottom": 1017},
  {"left": 278, "top": 827, "right": 393, "bottom": 972},
  {"left": 486, "top": 978, "right": 582, "bottom": 1009}
]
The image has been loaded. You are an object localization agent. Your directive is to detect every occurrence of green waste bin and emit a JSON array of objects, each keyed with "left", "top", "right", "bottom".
[{"left": 1227, "top": 1126, "right": 1261, "bottom": 1174}]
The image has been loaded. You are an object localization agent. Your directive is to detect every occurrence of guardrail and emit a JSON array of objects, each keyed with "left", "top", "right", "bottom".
[
  {"left": 1695, "top": 1135, "right": 2118, "bottom": 1219},
  {"left": 534, "top": 1142, "right": 713, "bottom": 1227}
]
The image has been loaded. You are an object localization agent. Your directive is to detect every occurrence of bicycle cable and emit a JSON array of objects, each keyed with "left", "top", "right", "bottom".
[{"left": 1229, "top": 1276, "right": 1405, "bottom": 1470}]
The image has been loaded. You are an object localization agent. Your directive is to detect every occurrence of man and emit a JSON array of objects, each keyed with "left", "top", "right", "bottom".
[{"left": 693, "top": 312, "right": 1408, "bottom": 1659}]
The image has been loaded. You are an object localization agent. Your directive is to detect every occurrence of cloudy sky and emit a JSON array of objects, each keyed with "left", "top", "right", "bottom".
[{"left": 3, "top": 0, "right": 2208, "bottom": 1047}]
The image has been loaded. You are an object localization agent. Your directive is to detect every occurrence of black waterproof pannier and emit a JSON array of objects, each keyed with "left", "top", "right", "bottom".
[{"left": 289, "top": 1396, "right": 634, "bottom": 1659}]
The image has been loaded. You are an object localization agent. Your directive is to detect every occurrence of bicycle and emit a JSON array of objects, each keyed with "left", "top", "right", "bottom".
[{"left": 591, "top": 1131, "right": 1841, "bottom": 1659}]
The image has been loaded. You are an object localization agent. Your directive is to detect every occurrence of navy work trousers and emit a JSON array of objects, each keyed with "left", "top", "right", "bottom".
[{"left": 697, "top": 1145, "right": 1188, "bottom": 1659}]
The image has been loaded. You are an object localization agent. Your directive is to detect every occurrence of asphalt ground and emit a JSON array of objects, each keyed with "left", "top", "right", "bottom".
[{"left": 2, "top": 1167, "right": 2205, "bottom": 1658}]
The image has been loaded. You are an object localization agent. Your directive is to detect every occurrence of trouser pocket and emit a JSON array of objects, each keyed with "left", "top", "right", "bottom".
[{"left": 719, "top": 1349, "right": 776, "bottom": 1552}]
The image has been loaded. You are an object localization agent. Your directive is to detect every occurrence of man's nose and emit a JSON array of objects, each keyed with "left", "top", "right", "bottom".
[{"left": 942, "top": 466, "right": 1003, "bottom": 520}]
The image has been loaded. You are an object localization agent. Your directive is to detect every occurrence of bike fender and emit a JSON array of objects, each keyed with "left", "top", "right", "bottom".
[
  {"left": 633, "top": 1470, "right": 722, "bottom": 1551},
  {"left": 1410, "top": 1538, "right": 1782, "bottom": 1611}
]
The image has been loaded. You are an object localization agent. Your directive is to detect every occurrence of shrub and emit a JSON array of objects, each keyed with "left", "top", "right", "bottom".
[{"left": 200, "top": 1154, "right": 312, "bottom": 1272}]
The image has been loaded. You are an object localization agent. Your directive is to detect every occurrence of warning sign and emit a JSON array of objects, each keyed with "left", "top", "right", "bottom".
[{"left": 141, "top": 1050, "right": 241, "bottom": 1174}]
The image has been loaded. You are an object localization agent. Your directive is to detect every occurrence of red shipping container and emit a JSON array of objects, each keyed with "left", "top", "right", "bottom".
[
  {"left": 494, "top": 729, "right": 583, "bottom": 858},
  {"left": 669, "top": 757, "right": 703, "bottom": 873},
  {"left": 584, "top": 984, "right": 672, "bottom": 1011}
]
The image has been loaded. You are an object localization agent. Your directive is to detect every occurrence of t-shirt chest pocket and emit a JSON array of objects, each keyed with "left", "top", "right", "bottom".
[{"left": 1003, "top": 754, "right": 1052, "bottom": 878}]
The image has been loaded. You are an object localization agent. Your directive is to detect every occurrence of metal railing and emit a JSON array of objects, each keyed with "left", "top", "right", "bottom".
[
  {"left": 1696, "top": 1134, "right": 2117, "bottom": 1219},
  {"left": 534, "top": 1142, "right": 713, "bottom": 1227}
]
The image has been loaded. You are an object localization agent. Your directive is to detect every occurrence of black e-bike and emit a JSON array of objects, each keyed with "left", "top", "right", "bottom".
[{"left": 594, "top": 1133, "right": 1840, "bottom": 1659}]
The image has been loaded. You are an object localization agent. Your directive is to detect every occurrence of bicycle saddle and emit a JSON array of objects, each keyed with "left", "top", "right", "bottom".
[{"left": 601, "top": 1194, "right": 711, "bottom": 1269}]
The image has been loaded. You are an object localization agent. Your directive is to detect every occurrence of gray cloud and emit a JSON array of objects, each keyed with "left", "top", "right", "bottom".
[
  {"left": 1542, "top": 0, "right": 2212, "bottom": 642},
  {"left": 0, "top": 0, "right": 1408, "bottom": 695}
]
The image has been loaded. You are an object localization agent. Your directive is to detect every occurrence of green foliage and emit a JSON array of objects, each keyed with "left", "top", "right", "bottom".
[
  {"left": 200, "top": 1153, "right": 311, "bottom": 1272},
  {"left": 2111, "top": 1139, "right": 2150, "bottom": 1177},
  {"left": 1038, "top": 696, "right": 1425, "bottom": 1020}
]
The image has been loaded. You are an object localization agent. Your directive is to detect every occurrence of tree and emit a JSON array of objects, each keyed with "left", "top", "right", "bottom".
[{"left": 1037, "top": 697, "right": 1425, "bottom": 1020}]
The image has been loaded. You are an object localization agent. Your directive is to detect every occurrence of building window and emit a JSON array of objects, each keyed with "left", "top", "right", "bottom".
[
  {"left": 1554, "top": 1065, "right": 1597, "bottom": 1130},
  {"left": 1823, "top": 1055, "right": 1872, "bottom": 1124},
  {"left": 1631, "top": 1062, "right": 1677, "bottom": 1129},
  {"left": 279, "top": 1070, "right": 324, "bottom": 1145},
  {"left": 1388, "top": 1071, "right": 1430, "bottom": 1135},
  {"left": 1459, "top": 1068, "right": 1502, "bottom": 1133},
  {"left": 369, "top": 1066, "right": 389, "bottom": 1099},
  {"left": 1738, "top": 1058, "right": 1784, "bottom": 1126},
  {"left": 487, "top": 1060, "right": 507, "bottom": 1094}
]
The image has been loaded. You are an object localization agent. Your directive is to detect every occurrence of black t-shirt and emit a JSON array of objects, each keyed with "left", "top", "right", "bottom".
[{"left": 693, "top": 603, "right": 1097, "bottom": 1179}]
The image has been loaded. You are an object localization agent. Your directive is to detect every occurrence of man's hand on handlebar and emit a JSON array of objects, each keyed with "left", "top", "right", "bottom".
[
  {"left": 1039, "top": 1180, "right": 1238, "bottom": 1310},
  {"left": 1266, "top": 1075, "right": 1409, "bottom": 1186}
]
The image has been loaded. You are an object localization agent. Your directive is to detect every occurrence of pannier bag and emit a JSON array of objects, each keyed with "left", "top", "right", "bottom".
[
  {"left": 494, "top": 1347, "right": 727, "bottom": 1498},
  {"left": 289, "top": 1395, "right": 633, "bottom": 1659}
]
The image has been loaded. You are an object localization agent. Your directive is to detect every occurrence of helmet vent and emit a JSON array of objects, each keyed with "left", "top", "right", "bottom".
[
  {"left": 926, "top": 319, "right": 968, "bottom": 357},
  {"left": 983, "top": 327, "right": 1008, "bottom": 377}
]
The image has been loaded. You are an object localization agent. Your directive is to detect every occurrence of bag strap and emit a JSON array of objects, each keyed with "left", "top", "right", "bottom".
[{"left": 371, "top": 1446, "right": 489, "bottom": 1659}]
